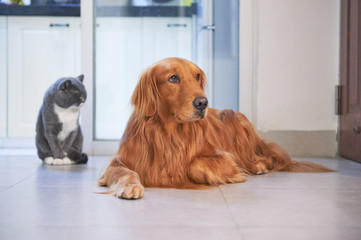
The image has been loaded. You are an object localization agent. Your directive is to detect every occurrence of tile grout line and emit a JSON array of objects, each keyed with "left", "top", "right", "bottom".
[
  {"left": 218, "top": 186, "right": 246, "bottom": 240},
  {"left": 1, "top": 169, "right": 40, "bottom": 191}
]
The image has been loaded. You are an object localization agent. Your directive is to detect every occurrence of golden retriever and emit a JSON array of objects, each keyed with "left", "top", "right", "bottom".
[{"left": 98, "top": 57, "right": 334, "bottom": 199}]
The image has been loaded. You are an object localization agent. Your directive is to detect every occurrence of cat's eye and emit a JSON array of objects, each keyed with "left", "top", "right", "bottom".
[
  {"left": 168, "top": 75, "right": 179, "bottom": 84},
  {"left": 196, "top": 74, "right": 200, "bottom": 81}
]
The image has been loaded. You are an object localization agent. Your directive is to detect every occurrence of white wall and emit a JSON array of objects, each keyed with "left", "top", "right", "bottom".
[{"left": 253, "top": 0, "right": 339, "bottom": 132}]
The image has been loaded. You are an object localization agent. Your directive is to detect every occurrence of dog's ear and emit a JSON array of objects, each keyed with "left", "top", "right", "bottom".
[
  {"left": 199, "top": 68, "right": 207, "bottom": 91},
  {"left": 131, "top": 67, "right": 158, "bottom": 117}
]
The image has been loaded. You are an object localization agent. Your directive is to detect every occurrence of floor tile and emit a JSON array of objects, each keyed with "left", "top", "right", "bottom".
[
  {"left": 235, "top": 172, "right": 361, "bottom": 190},
  {"left": 220, "top": 186, "right": 361, "bottom": 228},
  {"left": 1, "top": 154, "right": 360, "bottom": 240},
  {"left": 0, "top": 226, "right": 242, "bottom": 240},
  {"left": 238, "top": 227, "right": 361, "bottom": 240},
  {"left": 2, "top": 156, "right": 109, "bottom": 189},
  {"left": 0, "top": 156, "right": 39, "bottom": 189},
  {"left": 0, "top": 186, "right": 234, "bottom": 228},
  {"left": 13, "top": 163, "right": 103, "bottom": 189}
]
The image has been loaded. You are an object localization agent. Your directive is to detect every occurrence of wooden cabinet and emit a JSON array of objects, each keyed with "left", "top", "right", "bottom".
[
  {"left": 95, "top": 17, "right": 192, "bottom": 139},
  {"left": 0, "top": 16, "right": 7, "bottom": 137},
  {"left": 7, "top": 16, "right": 81, "bottom": 137}
]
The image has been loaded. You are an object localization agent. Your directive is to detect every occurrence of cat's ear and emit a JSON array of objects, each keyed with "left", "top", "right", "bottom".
[
  {"left": 77, "top": 74, "right": 84, "bottom": 83},
  {"left": 61, "top": 80, "right": 72, "bottom": 91}
]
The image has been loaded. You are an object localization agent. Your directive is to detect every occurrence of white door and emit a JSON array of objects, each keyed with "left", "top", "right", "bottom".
[{"left": 7, "top": 16, "right": 81, "bottom": 137}]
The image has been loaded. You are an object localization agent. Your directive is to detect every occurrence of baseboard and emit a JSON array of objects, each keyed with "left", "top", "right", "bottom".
[
  {"left": 260, "top": 130, "right": 337, "bottom": 157},
  {"left": 0, "top": 137, "right": 35, "bottom": 148}
]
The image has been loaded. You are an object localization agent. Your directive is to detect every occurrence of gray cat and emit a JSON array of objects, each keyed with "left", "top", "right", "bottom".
[{"left": 36, "top": 75, "right": 88, "bottom": 165}]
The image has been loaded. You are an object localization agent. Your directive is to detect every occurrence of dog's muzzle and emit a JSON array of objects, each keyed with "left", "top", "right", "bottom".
[
  {"left": 193, "top": 97, "right": 208, "bottom": 111},
  {"left": 193, "top": 97, "right": 208, "bottom": 119}
]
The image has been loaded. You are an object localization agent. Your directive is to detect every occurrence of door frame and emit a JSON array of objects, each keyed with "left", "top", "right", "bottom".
[{"left": 82, "top": 0, "right": 120, "bottom": 155}]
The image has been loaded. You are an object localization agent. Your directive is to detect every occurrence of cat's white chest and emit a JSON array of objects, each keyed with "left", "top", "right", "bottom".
[{"left": 54, "top": 104, "right": 80, "bottom": 141}]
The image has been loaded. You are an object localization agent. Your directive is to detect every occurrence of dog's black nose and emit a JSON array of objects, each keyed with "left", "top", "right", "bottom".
[{"left": 193, "top": 97, "right": 208, "bottom": 110}]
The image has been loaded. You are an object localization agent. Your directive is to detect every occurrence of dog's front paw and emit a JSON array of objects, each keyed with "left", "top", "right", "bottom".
[
  {"left": 227, "top": 173, "right": 248, "bottom": 183},
  {"left": 109, "top": 182, "right": 144, "bottom": 200},
  {"left": 254, "top": 162, "right": 269, "bottom": 175},
  {"left": 121, "top": 184, "right": 144, "bottom": 199}
]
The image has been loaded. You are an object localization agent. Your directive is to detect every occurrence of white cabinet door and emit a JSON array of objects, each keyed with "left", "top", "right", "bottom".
[
  {"left": 0, "top": 16, "right": 7, "bottom": 137},
  {"left": 141, "top": 17, "right": 192, "bottom": 66},
  {"left": 7, "top": 16, "right": 81, "bottom": 137},
  {"left": 94, "top": 17, "right": 192, "bottom": 140},
  {"left": 95, "top": 17, "right": 143, "bottom": 139}
]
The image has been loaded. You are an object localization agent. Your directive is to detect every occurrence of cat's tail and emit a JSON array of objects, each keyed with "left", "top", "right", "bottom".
[
  {"left": 73, "top": 153, "right": 88, "bottom": 164},
  {"left": 281, "top": 161, "right": 336, "bottom": 173}
]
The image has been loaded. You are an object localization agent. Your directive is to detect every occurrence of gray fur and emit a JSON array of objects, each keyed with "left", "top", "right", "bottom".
[{"left": 36, "top": 75, "right": 88, "bottom": 164}]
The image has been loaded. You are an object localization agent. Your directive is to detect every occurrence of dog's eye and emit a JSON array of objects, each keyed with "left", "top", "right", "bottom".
[
  {"left": 168, "top": 75, "right": 179, "bottom": 83},
  {"left": 196, "top": 74, "right": 200, "bottom": 81}
]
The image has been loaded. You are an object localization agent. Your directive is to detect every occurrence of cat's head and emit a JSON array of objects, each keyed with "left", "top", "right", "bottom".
[{"left": 54, "top": 75, "right": 87, "bottom": 108}]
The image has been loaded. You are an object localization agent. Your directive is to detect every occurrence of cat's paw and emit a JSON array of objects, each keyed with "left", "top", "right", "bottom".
[
  {"left": 44, "top": 157, "right": 64, "bottom": 165},
  {"left": 52, "top": 158, "right": 64, "bottom": 165},
  {"left": 44, "top": 157, "right": 54, "bottom": 165},
  {"left": 62, "top": 157, "right": 75, "bottom": 165}
]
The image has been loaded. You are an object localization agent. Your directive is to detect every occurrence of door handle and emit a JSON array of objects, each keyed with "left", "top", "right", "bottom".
[
  {"left": 49, "top": 23, "right": 70, "bottom": 27},
  {"left": 353, "top": 126, "right": 361, "bottom": 134},
  {"left": 201, "top": 25, "right": 215, "bottom": 31},
  {"left": 167, "top": 24, "right": 187, "bottom": 28}
]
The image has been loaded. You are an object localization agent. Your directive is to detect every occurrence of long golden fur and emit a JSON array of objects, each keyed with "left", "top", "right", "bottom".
[{"left": 98, "top": 57, "right": 334, "bottom": 199}]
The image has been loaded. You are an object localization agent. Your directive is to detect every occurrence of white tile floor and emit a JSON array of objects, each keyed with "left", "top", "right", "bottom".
[{"left": 0, "top": 155, "right": 360, "bottom": 240}]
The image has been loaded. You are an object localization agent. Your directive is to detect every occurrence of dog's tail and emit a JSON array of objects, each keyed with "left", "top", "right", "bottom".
[{"left": 281, "top": 161, "right": 336, "bottom": 173}]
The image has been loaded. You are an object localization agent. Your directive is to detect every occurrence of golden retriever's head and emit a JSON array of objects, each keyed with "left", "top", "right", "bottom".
[{"left": 131, "top": 58, "right": 208, "bottom": 122}]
